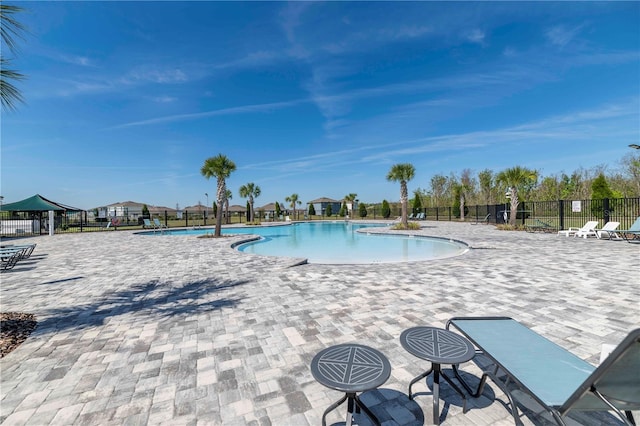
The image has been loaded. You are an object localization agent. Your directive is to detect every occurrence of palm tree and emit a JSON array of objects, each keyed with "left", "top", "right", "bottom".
[
  {"left": 239, "top": 183, "right": 261, "bottom": 223},
  {"left": 285, "top": 193, "right": 301, "bottom": 220},
  {"left": 386, "top": 163, "right": 415, "bottom": 228},
  {"left": 496, "top": 166, "right": 538, "bottom": 226},
  {"left": 224, "top": 189, "right": 232, "bottom": 224},
  {"left": 344, "top": 193, "right": 357, "bottom": 219},
  {"left": 1, "top": 4, "right": 26, "bottom": 111},
  {"left": 201, "top": 154, "right": 236, "bottom": 236}
]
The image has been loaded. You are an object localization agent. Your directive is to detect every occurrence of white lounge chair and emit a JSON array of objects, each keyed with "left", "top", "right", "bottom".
[
  {"left": 557, "top": 221, "right": 599, "bottom": 238},
  {"left": 596, "top": 221, "right": 621, "bottom": 240}
]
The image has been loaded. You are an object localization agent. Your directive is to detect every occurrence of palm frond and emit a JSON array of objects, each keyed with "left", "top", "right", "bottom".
[{"left": 0, "top": 4, "right": 26, "bottom": 54}]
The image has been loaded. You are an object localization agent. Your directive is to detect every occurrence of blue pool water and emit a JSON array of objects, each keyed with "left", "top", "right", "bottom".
[{"left": 143, "top": 222, "right": 468, "bottom": 264}]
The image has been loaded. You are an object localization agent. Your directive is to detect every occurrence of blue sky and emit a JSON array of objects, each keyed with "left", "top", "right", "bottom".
[{"left": 2, "top": 1, "right": 639, "bottom": 210}]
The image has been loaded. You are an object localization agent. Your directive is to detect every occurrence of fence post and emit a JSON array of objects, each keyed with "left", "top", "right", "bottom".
[
  {"left": 164, "top": 211, "right": 168, "bottom": 227},
  {"left": 558, "top": 201, "right": 564, "bottom": 230},
  {"left": 185, "top": 210, "right": 189, "bottom": 228},
  {"left": 603, "top": 198, "right": 610, "bottom": 224}
]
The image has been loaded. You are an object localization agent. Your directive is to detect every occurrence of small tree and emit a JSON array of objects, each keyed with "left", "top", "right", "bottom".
[
  {"left": 325, "top": 203, "right": 333, "bottom": 217},
  {"left": 411, "top": 190, "right": 422, "bottom": 215},
  {"left": 142, "top": 204, "right": 150, "bottom": 218},
  {"left": 285, "top": 193, "right": 302, "bottom": 220},
  {"left": 239, "top": 182, "right": 261, "bottom": 222},
  {"left": 381, "top": 200, "right": 391, "bottom": 218},
  {"left": 201, "top": 154, "right": 236, "bottom": 237},
  {"left": 591, "top": 173, "right": 614, "bottom": 218},
  {"left": 224, "top": 189, "right": 232, "bottom": 224},
  {"left": 213, "top": 201, "right": 217, "bottom": 218},
  {"left": 386, "top": 163, "right": 416, "bottom": 228},
  {"left": 358, "top": 202, "right": 367, "bottom": 218},
  {"left": 275, "top": 201, "right": 281, "bottom": 218},
  {"left": 339, "top": 201, "right": 347, "bottom": 217},
  {"left": 308, "top": 203, "right": 316, "bottom": 217}
]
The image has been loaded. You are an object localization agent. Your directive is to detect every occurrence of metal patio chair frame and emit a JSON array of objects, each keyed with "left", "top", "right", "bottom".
[{"left": 445, "top": 316, "right": 639, "bottom": 426}]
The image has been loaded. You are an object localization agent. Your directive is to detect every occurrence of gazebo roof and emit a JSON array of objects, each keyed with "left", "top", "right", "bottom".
[{"left": 0, "top": 194, "right": 82, "bottom": 212}]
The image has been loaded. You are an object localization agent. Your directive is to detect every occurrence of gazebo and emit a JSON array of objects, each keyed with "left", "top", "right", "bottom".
[{"left": 0, "top": 194, "right": 83, "bottom": 236}]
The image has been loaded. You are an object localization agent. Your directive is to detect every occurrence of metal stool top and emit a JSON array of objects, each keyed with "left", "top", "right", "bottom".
[
  {"left": 311, "top": 343, "right": 391, "bottom": 393},
  {"left": 401, "top": 326, "right": 475, "bottom": 365}
]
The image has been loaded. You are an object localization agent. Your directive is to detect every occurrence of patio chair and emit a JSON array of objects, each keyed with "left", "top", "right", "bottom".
[
  {"left": 619, "top": 216, "right": 640, "bottom": 243},
  {"left": 0, "top": 247, "right": 26, "bottom": 271},
  {"left": 143, "top": 218, "right": 156, "bottom": 229},
  {"left": 471, "top": 213, "right": 491, "bottom": 225},
  {"left": 525, "top": 219, "right": 554, "bottom": 233},
  {"left": 557, "top": 221, "right": 599, "bottom": 238},
  {"left": 595, "top": 221, "right": 621, "bottom": 240},
  {"left": 446, "top": 317, "right": 639, "bottom": 426},
  {"left": 153, "top": 218, "right": 168, "bottom": 229},
  {"left": 1, "top": 243, "right": 36, "bottom": 258}
]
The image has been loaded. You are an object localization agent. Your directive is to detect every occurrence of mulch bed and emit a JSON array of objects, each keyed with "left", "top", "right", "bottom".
[{"left": 0, "top": 312, "right": 37, "bottom": 358}]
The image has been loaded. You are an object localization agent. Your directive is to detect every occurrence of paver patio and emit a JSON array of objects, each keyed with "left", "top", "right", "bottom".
[{"left": 0, "top": 221, "right": 638, "bottom": 425}]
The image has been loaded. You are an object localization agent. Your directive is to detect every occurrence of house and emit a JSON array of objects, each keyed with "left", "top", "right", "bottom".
[{"left": 307, "top": 197, "right": 342, "bottom": 217}]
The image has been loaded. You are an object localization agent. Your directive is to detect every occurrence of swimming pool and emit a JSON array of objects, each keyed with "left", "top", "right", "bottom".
[{"left": 142, "top": 222, "right": 468, "bottom": 264}]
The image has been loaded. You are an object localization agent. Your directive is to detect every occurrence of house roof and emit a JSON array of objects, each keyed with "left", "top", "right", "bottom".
[
  {"left": 227, "top": 204, "right": 247, "bottom": 212},
  {"left": 0, "top": 194, "right": 82, "bottom": 212},
  {"left": 307, "top": 197, "right": 339, "bottom": 203},
  {"left": 258, "top": 202, "right": 281, "bottom": 211}
]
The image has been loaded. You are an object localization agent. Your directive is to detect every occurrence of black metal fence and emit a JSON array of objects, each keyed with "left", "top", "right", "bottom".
[{"left": 1, "top": 197, "right": 639, "bottom": 237}]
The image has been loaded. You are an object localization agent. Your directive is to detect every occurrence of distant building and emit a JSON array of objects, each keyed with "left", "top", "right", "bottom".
[
  {"left": 307, "top": 197, "right": 342, "bottom": 217},
  {"left": 92, "top": 201, "right": 176, "bottom": 221}
]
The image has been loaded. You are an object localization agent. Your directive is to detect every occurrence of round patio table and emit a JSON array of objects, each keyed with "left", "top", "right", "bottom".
[
  {"left": 311, "top": 343, "right": 391, "bottom": 426},
  {"left": 400, "top": 326, "right": 475, "bottom": 425}
]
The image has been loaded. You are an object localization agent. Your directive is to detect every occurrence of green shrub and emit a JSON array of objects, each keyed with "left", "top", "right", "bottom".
[
  {"left": 381, "top": 200, "right": 391, "bottom": 218},
  {"left": 358, "top": 202, "right": 367, "bottom": 218},
  {"left": 391, "top": 221, "right": 421, "bottom": 230}
]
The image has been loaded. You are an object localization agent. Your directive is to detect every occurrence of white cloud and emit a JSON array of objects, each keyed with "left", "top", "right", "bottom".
[
  {"left": 545, "top": 24, "right": 584, "bottom": 47},
  {"left": 466, "top": 29, "right": 485, "bottom": 44},
  {"left": 125, "top": 68, "right": 188, "bottom": 84}
]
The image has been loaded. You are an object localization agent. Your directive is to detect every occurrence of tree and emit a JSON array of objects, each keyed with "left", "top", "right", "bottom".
[
  {"left": 620, "top": 152, "right": 640, "bottom": 196},
  {"left": 591, "top": 173, "right": 614, "bottom": 218},
  {"left": 478, "top": 169, "right": 494, "bottom": 204},
  {"left": 344, "top": 193, "right": 357, "bottom": 219},
  {"left": 458, "top": 168, "right": 475, "bottom": 221},
  {"left": 224, "top": 189, "right": 232, "bottom": 224},
  {"left": 213, "top": 201, "right": 217, "bottom": 218},
  {"left": 201, "top": 154, "right": 236, "bottom": 236},
  {"left": 285, "top": 193, "right": 301, "bottom": 220},
  {"left": 239, "top": 182, "right": 261, "bottom": 223},
  {"left": 1, "top": 4, "right": 26, "bottom": 112},
  {"left": 325, "top": 203, "right": 333, "bottom": 217},
  {"left": 411, "top": 189, "right": 422, "bottom": 216},
  {"left": 339, "top": 201, "right": 347, "bottom": 217},
  {"left": 275, "top": 201, "right": 281, "bottom": 218},
  {"left": 386, "top": 163, "right": 416, "bottom": 228},
  {"left": 496, "top": 166, "right": 538, "bottom": 226},
  {"left": 381, "top": 200, "right": 391, "bottom": 219},
  {"left": 142, "top": 204, "right": 150, "bottom": 218},
  {"left": 358, "top": 202, "right": 367, "bottom": 218},
  {"left": 429, "top": 174, "right": 448, "bottom": 207},
  {"left": 308, "top": 203, "right": 316, "bottom": 218}
]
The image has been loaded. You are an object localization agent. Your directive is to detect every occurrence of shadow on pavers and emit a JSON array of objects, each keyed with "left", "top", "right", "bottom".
[{"left": 34, "top": 278, "right": 250, "bottom": 334}]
